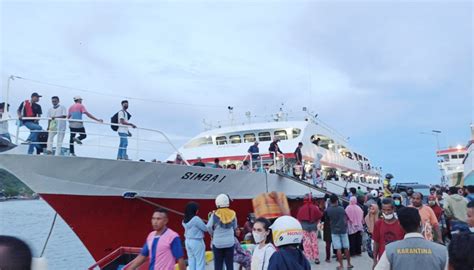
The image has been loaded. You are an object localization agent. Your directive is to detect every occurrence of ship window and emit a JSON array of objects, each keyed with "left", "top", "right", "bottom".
[
  {"left": 229, "top": 135, "right": 241, "bottom": 144},
  {"left": 451, "top": 154, "right": 458, "bottom": 159},
  {"left": 258, "top": 132, "right": 271, "bottom": 141},
  {"left": 440, "top": 154, "right": 449, "bottom": 161},
  {"left": 216, "top": 136, "right": 227, "bottom": 145},
  {"left": 459, "top": 154, "right": 465, "bottom": 159},
  {"left": 274, "top": 130, "right": 288, "bottom": 140},
  {"left": 243, "top": 133, "right": 256, "bottom": 143},
  {"left": 183, "top": 136, "right": 213, "bottom": 148},
  {"left": 292, "top": 128, "right": 301, "bottom": 139}
]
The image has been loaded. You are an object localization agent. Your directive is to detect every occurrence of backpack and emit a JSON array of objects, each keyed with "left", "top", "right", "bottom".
[{"left": 111, "top": 110, "right": 131, "bottom": 131}]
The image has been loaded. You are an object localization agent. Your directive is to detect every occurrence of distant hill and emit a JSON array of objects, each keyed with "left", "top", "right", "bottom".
[{"left": 0, "top": 169, "right": 34, "bottom": 197}]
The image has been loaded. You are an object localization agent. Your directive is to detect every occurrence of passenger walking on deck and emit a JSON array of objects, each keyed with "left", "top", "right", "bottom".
[
  {"left": 294, "top": 142, "right": 304, "bottom": 179},
  {"left": 116, "top": 100, "right": 136, "bottom": 160},
  {"left": 182, "top": 202, "right": 207, "bottom": 270},
  {"left": 207, "top": 194, "right": 237, "bottom": 270},
  {"left": 374, "top": 207, "right": 448, "bottom": 270},
  {"left": 68, "top": 96, "right": 103, "bottom": 156},
  {"left": 326, "top": 194, "right": 353, "bottom": 269},
  {"left": 250, "top": 217, "right": 275, "bottom": 270},
  {"left": 17, "top": 92, "right": 43, "bottom": 154},
  {"left": 372, "top": 198, "right": 405, "bottom": 268},
  {"left": 248, "top": 141, "right": 260, "bottom": 167},
  {"left": 364, "top": 203, "right": 379, "bottom": 258},
  {"left": 268, "top": 216, "right": 310, "bottom": 270},
  {"left": 296, "top": 193, "right": 322, "bottom": 264},
  {"left": 126, "top": 208, "right": 186, "bottom": 270},
  {"left": 46, "top": 96, "right": 67, "bottom": 155},
  {"left": 268, "top": 138, "right": 283, "bottom": 160},
  {"left": 410, "top": 192, "right": 442, "bottom": 242},
  {"left": 0, "top": 103, "right": 11, "bottom": 142}
]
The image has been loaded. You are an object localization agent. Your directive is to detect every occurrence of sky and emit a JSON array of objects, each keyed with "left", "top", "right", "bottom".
[{"left": 0, "top": 0, "right": 472, "bottom": 184}]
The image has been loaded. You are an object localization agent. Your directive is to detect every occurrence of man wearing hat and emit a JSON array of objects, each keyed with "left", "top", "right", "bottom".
[
  {"left": 68, "top": 96, "right": 103, "bottom": 156},
  {"left": 17, "top": 92, "right": 43, "bottom": 154}
]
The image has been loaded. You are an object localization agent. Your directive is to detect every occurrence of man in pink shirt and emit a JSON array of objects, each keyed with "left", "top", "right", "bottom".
[
  {"left": 68, "top": 96, "right": 103, "bottom": 156},
  {"left": 126, "top": 209, "right": 186, "bottom": 270}
]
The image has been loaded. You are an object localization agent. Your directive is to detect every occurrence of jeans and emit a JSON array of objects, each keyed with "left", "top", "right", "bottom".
[
  {"left": 117, "top": 132, "right": 129, "bottom": 159},
  {"left": 331, "top": 233, "right": 349, "bottom": 250},
  {"left": 23, "top": 121, "right": 42, "bottom": 154},
  {"left": 212, "top": 245, "right": 234, "bottom": 270},
  {"left": 185, "top": 239, "right": 206, "bottom": 270},
  {"left": 69, "top": 127, "right": 86, "bottom": 154}
]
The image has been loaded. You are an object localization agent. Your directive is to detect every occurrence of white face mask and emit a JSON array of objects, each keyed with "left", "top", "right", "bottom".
[
  {"left": 252, "top": 231, "right": 267, "bottom": 243},
  {"left": 382, "top": 213, "right": 394, "bottom": 220},
  {"left": 470, "top": 227, "right": 474, "bottom": 233}
]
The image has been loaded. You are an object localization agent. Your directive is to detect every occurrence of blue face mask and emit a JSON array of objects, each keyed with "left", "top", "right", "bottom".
[
  {"left": 394, "top": 200, "right": 401, "bottom": 206},
  {"left": 467, "top": 194, "right": 474, "bottom": 201}
]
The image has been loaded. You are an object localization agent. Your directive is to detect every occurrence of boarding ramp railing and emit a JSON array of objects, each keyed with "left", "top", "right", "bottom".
[{"left": 0, "top": 117, "right": 188, "bottom": 163}]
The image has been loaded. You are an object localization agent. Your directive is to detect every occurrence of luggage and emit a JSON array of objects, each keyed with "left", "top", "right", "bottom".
[{"left": 252, "top": 192, "right": 290, "bottom": 219}]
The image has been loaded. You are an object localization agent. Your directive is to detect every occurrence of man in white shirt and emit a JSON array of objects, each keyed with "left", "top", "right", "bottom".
[
  {"left": 117, "top": 100, "right": 136, "bottom": 160},
  {"left": 46, "top": 96, "right": 67, "bottom": 155}
]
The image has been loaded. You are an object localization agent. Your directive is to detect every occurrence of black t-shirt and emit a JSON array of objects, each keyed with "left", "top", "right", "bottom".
[{"left": 18, "top": 101, "right": 42, "bottom": 122}]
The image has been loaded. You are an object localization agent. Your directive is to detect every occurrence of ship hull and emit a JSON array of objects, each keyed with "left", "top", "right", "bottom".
[{"left": 0, "top": 154, "right": 380, "bottom": 261}]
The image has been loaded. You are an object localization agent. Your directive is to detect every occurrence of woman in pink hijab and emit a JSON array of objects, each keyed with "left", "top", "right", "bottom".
[{"left": 345, "top": 196, "right": 364, "bottom": 256}]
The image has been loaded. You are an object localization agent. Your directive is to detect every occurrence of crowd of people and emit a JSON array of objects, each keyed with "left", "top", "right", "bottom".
[
  {"left": 2, "top": 185, "right": 473, "bottom": 270},
  {"left": 129, "top": 183, "right": 474, "bottom": 270},
  {"left": 0, "top": 92, "right": 136, "bottom": 159}
]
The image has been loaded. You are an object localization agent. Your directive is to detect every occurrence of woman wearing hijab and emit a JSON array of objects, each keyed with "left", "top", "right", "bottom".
[
  {"left": 183, "top": 202, "right": 208, "bottom": 270},
  {"left": 345, "top": 196, "right": 364, "bottom": 256},
  {"left": 363, "top": 204, "right": 379, "bottom": 258},
  {"left": 296, "top": 193, "right": 323, "bottom": 264}
]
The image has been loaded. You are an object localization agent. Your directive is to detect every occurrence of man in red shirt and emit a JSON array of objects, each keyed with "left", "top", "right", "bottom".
[{"left": 373, "top": 198, "right": 405, "bottom": 268}]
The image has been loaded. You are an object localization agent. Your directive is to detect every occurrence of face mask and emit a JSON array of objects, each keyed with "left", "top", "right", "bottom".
[
  {"left": 470, "top": 227, "right": 474, "bottom": 233},
  {"left": 382, "top": 213, "right": 394, "bottom": 220},
  {"left": 428, "top": 201, "right": 436, "bottom": 206},
  {"left": 252, "top": 232, "right": 267, "bottom": 243},
  {"left": 394, "top": 200, "right": 401, "bottom": 206}
]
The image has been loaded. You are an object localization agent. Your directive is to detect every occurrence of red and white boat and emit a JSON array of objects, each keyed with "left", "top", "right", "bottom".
[{"left": 0, "top": 111, "right": 382, "bottom": 263}]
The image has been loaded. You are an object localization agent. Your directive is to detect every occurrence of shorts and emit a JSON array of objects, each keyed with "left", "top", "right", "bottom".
[{"left": 331, "top": 233, "right": 349, "bottom": 250}]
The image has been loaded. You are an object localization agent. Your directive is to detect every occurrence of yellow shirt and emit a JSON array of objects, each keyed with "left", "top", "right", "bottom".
[{"left": 383, "top": 179, "right": 392, "bottom": 197}]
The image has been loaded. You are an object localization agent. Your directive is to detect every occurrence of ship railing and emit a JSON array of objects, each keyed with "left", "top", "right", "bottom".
[
  {"left": 241, "top": 153, "right": 264, "bottom": 170},
  {"left": 0, "top": 117, "right": 189, "bottom": 163}
]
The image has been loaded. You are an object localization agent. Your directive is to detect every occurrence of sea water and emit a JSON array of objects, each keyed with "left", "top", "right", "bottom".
[{"left": 0, "top": 199, "right": 95, "bottom": 269}]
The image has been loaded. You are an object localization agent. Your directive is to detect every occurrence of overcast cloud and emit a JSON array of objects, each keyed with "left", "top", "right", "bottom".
[{"left": 1, "top": 0, "right": 472, "bottom": 184}]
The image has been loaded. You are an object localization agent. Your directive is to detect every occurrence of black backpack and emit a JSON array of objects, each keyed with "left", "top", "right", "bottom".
[{"left": 111, "top": 110, "right": 131, "bottom": 131}]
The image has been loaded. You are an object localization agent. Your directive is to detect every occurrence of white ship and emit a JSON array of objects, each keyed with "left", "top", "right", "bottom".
[{"left": 0, "top": 111, "right": 382, "bottom": 262}]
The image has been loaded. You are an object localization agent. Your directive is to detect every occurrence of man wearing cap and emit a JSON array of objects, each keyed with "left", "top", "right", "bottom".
[
  {"left": 17, "top": 92, "right": 43, "bottom": 154},
  {"left": 68, "top": 96, "right": 103, "bottom": 156}
]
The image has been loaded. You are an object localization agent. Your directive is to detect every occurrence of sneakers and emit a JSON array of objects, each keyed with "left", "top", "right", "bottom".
[
  {"left": 73, "top": 138, "right": 82, "bottom": 145},
  {"left": 21, "top": 140, "right": 31, "bottom": 145}
]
